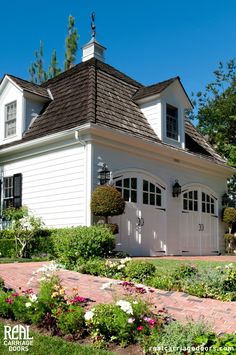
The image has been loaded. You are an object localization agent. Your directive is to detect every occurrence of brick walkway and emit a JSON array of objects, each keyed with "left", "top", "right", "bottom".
[{"left": 0, "top": 262, "right": 235, "bottom": 334}]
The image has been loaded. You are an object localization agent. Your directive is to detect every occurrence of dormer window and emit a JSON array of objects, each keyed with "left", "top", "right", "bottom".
[
  {"left": 166, "top": 104, "right": 178, "bottom": 141},
  {"left": 5, "top": 101, "right": 17, "bottom": 138}
]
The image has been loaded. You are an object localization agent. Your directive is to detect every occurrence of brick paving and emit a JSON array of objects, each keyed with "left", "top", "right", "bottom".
[{"left": 0, "top": 261, "right": 235, "bottom": 334}]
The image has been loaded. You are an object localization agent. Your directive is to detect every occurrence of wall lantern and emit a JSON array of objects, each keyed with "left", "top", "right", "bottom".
[
  {"left": 222, "top": 192, "right": 230, "bottom": 207},
  {"left": 99, "top": 163, "right": 110, "bottom": 185},
  {"left": 172, "top": 180, "right": 182, "bottom": 197}
]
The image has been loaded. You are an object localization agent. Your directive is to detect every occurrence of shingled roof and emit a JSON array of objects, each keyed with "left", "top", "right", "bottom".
[
  {"left": 133, "top": 77, "right": 179, "bottom": 101},
  {"left": 0, "top": 58, "right": 227, "bottom": 165},
  {"left": 6, "top": 74, "right": 50, "bottom": 99}
]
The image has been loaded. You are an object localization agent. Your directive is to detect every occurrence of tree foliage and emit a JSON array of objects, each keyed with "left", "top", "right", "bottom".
[
  {"left": 64, "top": 15, "right": 79, "bottom": 71},
  {"left": 3, "top": 206, "right": 43, "bottom": 258},
  {"left": 191, "top": 60, "right": 236, "bottom": 205},
  {"left": 29, "top": 15, "right": 79, "bottom": 84},
  {"left": 29, "top": 41, "right": 48, "bottom": 84},
  {"left": 91, "top": 186, "right": 125, "bottom": 223}
]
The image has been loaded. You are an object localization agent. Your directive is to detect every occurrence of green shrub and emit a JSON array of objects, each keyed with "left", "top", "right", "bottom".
[
  {"left": 53, "top": 226, "right": 115, "bottom": 267},
  {"left": 0, "top": 230, "right": 16, "bottom": 239},
  {"left": 91, "top": 185, "right": 125, "bottom": 223},
  {"left": 142, "top": 321, "right": 213, "bottom": 355},
  {"left": 0, "top": 278, "right": 4, "bottom": 289},
  {"left": 56, "top": 304, "right": 85, "bottom": 336},
  {"left": 0, "top": 239, "right": 16, "bottom": 258},
  {"left": 200, "top": 333, "right": 236, "bottom": 354},
  {"left": 77, "top": 258, "right": 107, "bottom": 276},
  {"left": 0, "top": 292, "right": 14, "bottom": 318},
  {"left": 223, "top": 207, "right": 236, "bottom": 232},
  {"left": 172, "top": 264, "right": 198, "bottom": 280},
  {"left": 124, "top": 261, "right": 156, "bottom": 282},
  {"left": 85, "top": 298, "right": 159, "bottom": 346}
]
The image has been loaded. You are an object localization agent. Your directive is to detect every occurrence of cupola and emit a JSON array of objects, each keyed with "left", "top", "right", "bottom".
[{"left": 82, "top": 12, "right": 106, "bottom": 62}]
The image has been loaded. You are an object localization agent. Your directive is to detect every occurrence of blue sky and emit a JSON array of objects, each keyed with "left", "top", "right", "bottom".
[{"left": 1, "top": 0, "right": 235, "bottom": 96}]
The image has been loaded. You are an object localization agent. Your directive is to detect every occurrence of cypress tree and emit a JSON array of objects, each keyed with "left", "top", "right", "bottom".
[
  {"left": 64, "top": 15, "right": 79, "bottom": 71},
  {"left": 48, "top": 50, "right": 61, "bottom": 79}
]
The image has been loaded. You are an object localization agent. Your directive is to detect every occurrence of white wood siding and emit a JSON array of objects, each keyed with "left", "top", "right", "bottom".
[
  {"left": 140, "top": 99, "right": 162, "bottom": 140},
  {"left": 1, "top": 144, "right": 86, "bottom": 228}
]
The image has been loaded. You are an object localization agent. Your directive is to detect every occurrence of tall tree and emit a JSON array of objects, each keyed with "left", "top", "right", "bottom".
[
  {"left": 191, "top": 60, "right": 236, "bottom": 206},
  {"left": 48, "top": 50, "right": 61, "bottom": 79},
  {"left": 64, "top": 15, "right": 79, "bottom": 71},
  {"left": 29, "top": 41, "right": 48, "bottom": 84}
]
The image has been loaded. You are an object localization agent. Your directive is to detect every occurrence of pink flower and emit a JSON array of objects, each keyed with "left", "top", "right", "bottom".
[
  {"left": 137, "top": 326, "right": 144, "bottom": 331},
  {"left": 6, "top": 298, "right": 13, "bottom": 304},
  {"left": 70, "top": 296, "right": 87, "bottom": 304},
  {"left": 12, "top": 292, "right": 19, "bottom": 297},
  {"left": 128, "top": 317, "right": 135, "bottom": 324},
  {"left": 22, "top": 288, "right": 34, "bottom": 295},
  {"left": 148, "top": 319, "right": 157, "bottom": 326}
]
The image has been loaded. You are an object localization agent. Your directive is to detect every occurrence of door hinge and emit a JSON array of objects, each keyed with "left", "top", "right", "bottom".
[
  {"left": 155, "top": 207, "right": 166, "bottom": 211},
  {"left": 182, "top": 211, "right": 189, "bottom": 213}
]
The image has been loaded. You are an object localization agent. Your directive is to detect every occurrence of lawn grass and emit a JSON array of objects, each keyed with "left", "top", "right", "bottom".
[
  {"left": 0, "top": 322, "right": 113, "bottom": 355},
  {"left": 148, "top": 258, "right": 236, "bottom": 271},
  {"left": 0, "top": 257, "right": 49, "bottom": 264}
]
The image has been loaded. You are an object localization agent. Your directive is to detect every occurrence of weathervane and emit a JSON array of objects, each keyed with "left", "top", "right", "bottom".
[{"left": 91, "top": 12, "right": 96, "bottom": 38}]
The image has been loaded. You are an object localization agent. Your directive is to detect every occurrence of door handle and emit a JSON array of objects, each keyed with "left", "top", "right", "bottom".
[
  {"left": 136, "top": 217, "right": 141, "bottom": 227},
  {"left": 140, "top": 217, "right": 144, "bottom": 226},
  {"left": 198, "top": 224, "right": 204, "bottom": 231}
]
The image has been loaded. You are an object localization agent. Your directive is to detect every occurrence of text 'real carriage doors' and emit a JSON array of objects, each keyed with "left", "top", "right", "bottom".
[
  {"left": 180, "top": 186, "right": 218, "bottom": 255},
  {"left": 113, "top": 174, "right": 167, "bottom": 256}
]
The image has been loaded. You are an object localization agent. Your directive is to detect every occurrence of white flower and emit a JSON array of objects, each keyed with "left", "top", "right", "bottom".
[
  {"left": 120, "top": 257, "right": 132, "bottom": 264},
  {"left": 25, "top": 302, "right": 32, "bottom": 308},
  {"left": 117, "top": 264, "right": 125, "bottom": 270},
  {"left": 29, "top": 294, "right": 37, "bottom": 302},
  {"left": 84, "top": 310, "right": 94, "bottom": 321},
  {"left": 127, "top": 317, "right": 135, "bottom": 324},
  {"left": 116, "top": 300, "right": 133, "bottom": 315}
]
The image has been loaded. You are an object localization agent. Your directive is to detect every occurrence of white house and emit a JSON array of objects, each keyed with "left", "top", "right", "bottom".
[{"left": 0, "top": 36, "right": 234, "bottom": 256}]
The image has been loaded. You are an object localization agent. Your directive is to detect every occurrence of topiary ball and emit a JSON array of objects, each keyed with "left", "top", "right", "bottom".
[{"left": 91, "top": 185, "right": 125, "bottom": 217}]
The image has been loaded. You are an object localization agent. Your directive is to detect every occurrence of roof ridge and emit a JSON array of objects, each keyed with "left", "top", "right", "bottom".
[
  {"left": 144, "top": 76, "right": 179, "bottom": 90},
  {"left": 6, "top": 74, "right": 42, "bottom": 87}
]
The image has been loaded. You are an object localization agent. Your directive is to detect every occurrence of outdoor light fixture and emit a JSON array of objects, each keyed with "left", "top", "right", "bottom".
[
  {"left": 99, "top": 163, "right": 110, "bottom": 185},
  {"left": 172, "top": 180, "right": 182, "bottom": 197},
  {"left": 222, "top": 192, "right": 230, "bottom": 207}
]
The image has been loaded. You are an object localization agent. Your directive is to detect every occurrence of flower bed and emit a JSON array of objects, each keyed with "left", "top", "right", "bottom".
[
  {"left": 0, "top": 264, "right": 235, "bottom": 354},
  {"left": 77, "top": 258, "right": 236, "bottom": 301}
]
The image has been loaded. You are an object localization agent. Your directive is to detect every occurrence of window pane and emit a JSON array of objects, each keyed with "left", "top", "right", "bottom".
[
  {"left": 189, "top": 191, "right": 192, "bottom": 199},
  {"left": 183, "top": 199, "right": 188, "bottom": 210},
  {"left": 156, "top": 195, "right": 161, "bottom": 206},
  {"left": 211, "top": 204, "right": 215, "bottom": 214},
  {"left": 143, "top": 192, "right": 148, "bottom": 204},
  {"left": 116, "top": 188, "right": 122, "bottom": 194},
  {"left": 189, "top": 200, "right": 193, "bottom": 211},
  {"left": 202, "top": 203, "right": 206, "bottom": 213},
  {"left": 131, "top": 178, "right": 137, "bottom": 190},
  {"left": 131, "top": 190, "right": 137, "bottom": 203},
  {"left": 156, "top": 186, "right": 161, "bottom": 194},
  {"left": 143, "top": 180, "right": 148, "bottom": 192},
  {"left": 124, "top": 189, "right": 129, "bottom": 201},
  {"left": 150, "top": 194, "right": 155, "bottom": 205},
  {"left": 202, "top": 193, "right": 205, "bottom": 201},
  {"left": 194, "top": 191, "right": 198, "bottom": 200},
  {"left": 150, "top": 183, "right": 155, "bottom": 193},
  {"left": 116, "top": 180, "right": 122, "bottom": 187},
  {"left": 194, "top": 201, "right": 198, "bottom": 211},
  {"left": 124, "top": 178, "right": 130, "bottom": 188},
  {"left": 207, "top": 204, "right": 210, "bottom": 213},
  {"left": 206, "top": 195, "right": 210, "bottom": 203}
]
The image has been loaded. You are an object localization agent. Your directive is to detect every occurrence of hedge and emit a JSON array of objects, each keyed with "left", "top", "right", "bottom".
[
  {"left": 52, "top": 226, "right": 115, "bottom": 267},
  {"left": 0, "top": 239, "right": 16, "bottom": 258}
]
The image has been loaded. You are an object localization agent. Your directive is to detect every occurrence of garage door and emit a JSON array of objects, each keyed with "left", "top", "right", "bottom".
[
  {"left": 180, "top": 186, "right": 218, "bottom": 255},
  {"left": 113, "top": 174, "right": 167, "bottom": 256}
]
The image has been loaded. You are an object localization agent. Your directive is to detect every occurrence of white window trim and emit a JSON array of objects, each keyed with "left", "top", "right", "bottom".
[{"left": 5, "top": 101, "right": 17, "bottom": 139}]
